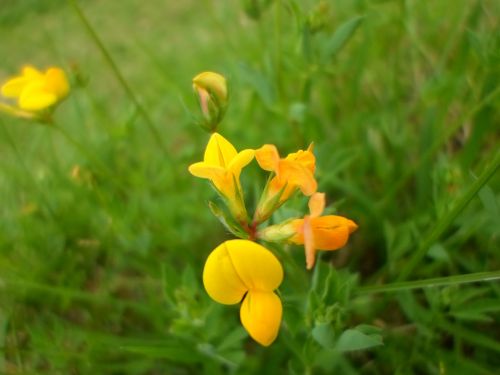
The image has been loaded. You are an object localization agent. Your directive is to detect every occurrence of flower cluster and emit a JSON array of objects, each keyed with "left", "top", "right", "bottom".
[
  {"left": 1, "top": 65, "right": 69, "bottom": 122},
  {"left": 189, "top": 72, "right": 358, "bottom": 346}
]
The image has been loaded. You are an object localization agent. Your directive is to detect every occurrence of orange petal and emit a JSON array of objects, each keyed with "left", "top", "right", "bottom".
[
  {"left": 308, "top": 192, "right": 325, "bottom": 218},
  {"left": 303, "top": 216, "right": 316, "bottom": 270},
  {"left": 278, "top": 160, "right": 317, "bottom": 196},
  {"left": 255, "top": 144, "right": 280, "bottom": 172},
  {"left": 310, "top": 216, "right": 357, "bottom": 250}
]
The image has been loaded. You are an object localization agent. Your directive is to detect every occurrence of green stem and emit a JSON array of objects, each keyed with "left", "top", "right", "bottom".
[
  {"left": 0, "top": 121, "right": 58, "bottom": 221},
  {"left": 397, "top": 149, "right": 500, "bottom": 281},
  {"left": 357, "top": 270, "right": 500, "bottom": 295},
  {"left": 68, "top": 0, "right": 170, "bottom": 158},
  {"left": 52, "top": 124, "right": 113, "bottom": 177}
]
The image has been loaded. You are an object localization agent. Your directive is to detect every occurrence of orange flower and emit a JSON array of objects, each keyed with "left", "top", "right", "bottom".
[
  {"left": 254, "top": 144, "right": 317, "bottom": 222},
  {"left": 290, "top": 193, "right": 357, "bottom": 270}
]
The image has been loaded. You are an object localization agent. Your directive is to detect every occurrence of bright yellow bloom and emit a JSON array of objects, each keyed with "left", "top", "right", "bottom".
[
  {"left": 192, "top": 71, "right": 228, "bottom": 131},
  {"left": 188, "top": 133, "right": 254, "bottom": 221},
  {"left": 254, "top": 144, "right": 317, "bottom": 223},
  {"left": 1, "top": 65, "right": 69, "bottom": 113},
  {"left": 290, "top": 193, "right": 358, "bottom": 270},
  {"left": 203, "top": 239, "right": 283, "bottom": 346}
]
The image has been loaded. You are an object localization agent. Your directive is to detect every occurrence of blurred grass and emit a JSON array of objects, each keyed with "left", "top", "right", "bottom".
[{"left": 0, "top": 0, "right": 499, "bottom": 374}]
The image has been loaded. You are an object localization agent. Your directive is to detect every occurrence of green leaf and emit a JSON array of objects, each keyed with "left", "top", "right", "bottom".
[
  {"left": 478, "top": 184, "right": 500, "bottom": 226},
  {"left": 320, "top": 16, "right": 364, "bottom": 63},
  {"left": 335, "top": 328, "right": 383, "bottom": 352},
  {"left": 312, "top": 322, "right": 336, "bottom": 348},
  {"left": 208, "top": 201, "right": 247, "bottom": 238}
]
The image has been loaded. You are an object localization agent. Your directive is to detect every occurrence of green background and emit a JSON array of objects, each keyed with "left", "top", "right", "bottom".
[{"left": 0, "top": 0, "right": 499, "bottom": 373}]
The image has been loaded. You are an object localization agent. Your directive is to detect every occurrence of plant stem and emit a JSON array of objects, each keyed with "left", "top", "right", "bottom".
[
  {"left": 397, "top": 149, "right": 500, "bottom": 281},
  {"left": 357, "top": 270, "right": 500, "bottom": 295},
  {"left": 68, "top": 0, "right": 170, "bottom": 158},
  {"left": 0, "top": 121, "right": 58, "bottom": 222}
]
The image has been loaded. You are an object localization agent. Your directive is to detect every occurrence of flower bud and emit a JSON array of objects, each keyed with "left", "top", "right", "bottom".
[
  {"left": 192, "top": 71, "right": 228, "bottom": 132},
  {"left": 258, "top": 220, "right": 297, "bottom": 243}
]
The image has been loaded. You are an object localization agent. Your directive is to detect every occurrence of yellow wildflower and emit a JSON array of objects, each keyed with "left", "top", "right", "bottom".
[
  {"left": 1, "top": 65, "right": 69, "bottom": 115},
  {"left": 203, "top": 240, "right": 283, "bottom": 346},
  {"left": 188, "top": 133, "right": 254, "bottom": 221},
  {"left": 290, "top": 193, "right": 358, "bottom": 270},
  {"left": 254, "top": 144, "right": 317, "bottom": 223}
]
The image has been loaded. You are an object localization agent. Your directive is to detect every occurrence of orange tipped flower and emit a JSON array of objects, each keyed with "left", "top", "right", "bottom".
[
  {"left": 291, "top": 193, "right": 357, "bottom": 269},
  {"left": 1, "top": 65, "right": 69, "bottom": 114},
  {"left": 254, "top": 144, "right": 317, "bottom": 223},
  {"left": 188, "top": 133, "right": 254, "bottom": 221},
  {"left": 203, "top": 240, "right": 283, "bottom": 346}
]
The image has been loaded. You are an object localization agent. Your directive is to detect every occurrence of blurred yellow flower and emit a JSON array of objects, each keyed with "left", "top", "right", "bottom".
[
  {"left": 192, "top": 71, "right": 228, "bottom": 131},
  {"left": 203, "top": 239, "right": 283, "bottom": 346},
  {"left": 1, "top": 65, "right": 69, "bottom": 113},
  {"left": 188, "top": 132, "right": 254, "bottom": 221},
  {"left": 290, "top": 193, "right": 358, "bottom": 270},
  {"left": 254, "top": 143, "right": 317, "bottom": 222}
]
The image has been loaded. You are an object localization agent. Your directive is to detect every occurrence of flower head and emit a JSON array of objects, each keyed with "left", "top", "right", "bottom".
[
  {"left": 1, "top": 65, "right": 69, "bottom": 116},
  {"left": 254, "top": 144, "right": 317, "bottom": 223},
  {"left": 188, "top": 133, "right": 254, "bottom": 221},
  {"left": 203, "top": 239, "right": 283, "bottom": 346},
  {"left": 290, "top": 193, "right": 358, "bottom": 269},
  {"left": 192, "top": 71, "right": 228, "bottom": 131}
]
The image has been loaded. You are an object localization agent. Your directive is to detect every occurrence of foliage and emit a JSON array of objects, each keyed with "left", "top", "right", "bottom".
[{"left": 0, "top": 0, "right": 499, "bottom": 374}]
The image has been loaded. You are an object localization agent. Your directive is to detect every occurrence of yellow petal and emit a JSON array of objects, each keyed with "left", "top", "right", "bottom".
[
  {"left": 22, "top": 65, "right": 43, "bottom": 79},
  {"left": 255, "top": 144, "right": 280, "bottom": 172},
  {"left": 203, "top": 242, "right": 248, "bottom": 305},
  {"left": 45, "top": 68, "right": 69, "bottom": 99},
  {"left": 308, "top": 192, "right": 325, "bottom": 218},
  {"left": 226, "top": 239, "right": 283, "bottom": 292},
  {"left": 188, "top": 162, "right": 225, "bottom": 180},
  {"left": 204, "top": 133, "right": 237, "bottom": 167},
  {"left": 228, "top": 149, "right": 254, "bottom": 176},
  {"left": 18, "top": 82, "right": 56, "bottom": 111},
  {"left": 1, "top": 76, "right": 30, "bottom": 98},
  {"left": 240, "top": 291, "right": 282, "bottom": 346}
]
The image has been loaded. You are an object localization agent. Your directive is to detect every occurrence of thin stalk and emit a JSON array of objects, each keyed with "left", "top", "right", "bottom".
[
  {"left": 67, "top": 0, "right": 170, "bottom": 158},
  {"left": 397, "top": 149, "right": 500, "bottom": 281},
  {"left": 52, "top": 124, "right": 113, "bottom": 178},
  {"left": 357, "top": 270, "right": 500, "bottom": 295},
  {"left": 0, "top": 121, "right": 58, "bottom": 222},
  {"left": 274, "top": 0, "right": 283, "bottom": 98}
]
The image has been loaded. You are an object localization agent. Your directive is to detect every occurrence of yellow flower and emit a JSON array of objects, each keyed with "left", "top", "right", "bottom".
[
  {"left": 192, "top": 71, "right": 228, "bottom": 131},
  {"left": 188, "top": 133, "right": 254, "bottom": 221},
  {"left": 290, "top": 193, "right": 358, "bottom": 270},
  {"left": 1, "top": 65, "right": 69, "bottom": 113},
  {"left": 203, "top": 240, "right": 283, "bottom": 346},
  {"left": 254, "top": 144, "right": 317, "bottom": 223}
]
